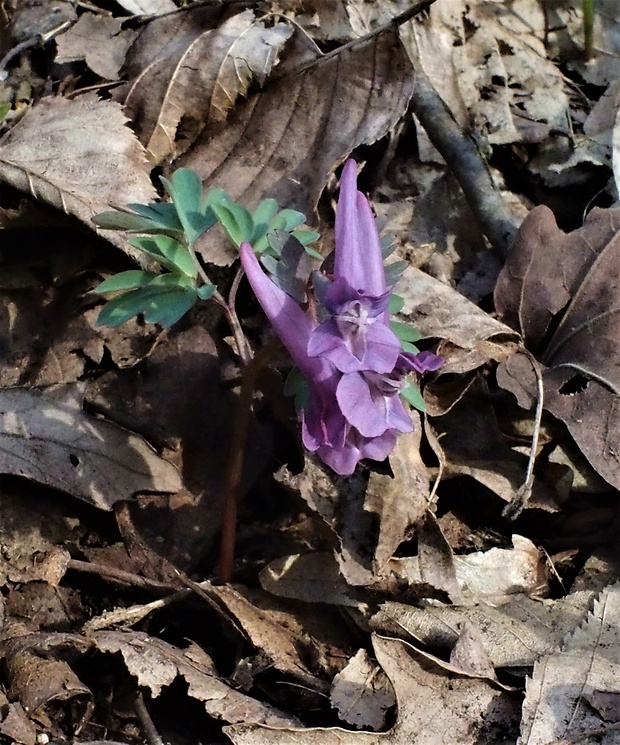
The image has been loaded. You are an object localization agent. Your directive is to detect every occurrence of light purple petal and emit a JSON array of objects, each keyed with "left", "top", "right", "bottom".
[
  {"left": 336, "top": 372, "right": 391, "bottom": 437},
  {"left": 362, "top": 323, "right": 402, "bottom": 373},
  {"left": 399, "top": 350, "right": 444, "bottom": 374},
  {"left": 334, "top": 160, "right": 385, "bottom": 298},
  {"left": 240, "top": 243, "right": 330, "bottom": 383},
  {"left": 357, "top": 429, "right": 398, "bottom": 463}
]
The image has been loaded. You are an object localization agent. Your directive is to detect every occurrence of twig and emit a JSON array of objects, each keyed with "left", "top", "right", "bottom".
[
  {"left": 409, "top": 68, "right": 521, "bottom": 258},
  {"left": 0, "top": 20, "right": 74, "bottom": 73},
  {"left": 67, "top": 558, "right": 178, "bottom": 593},
  {"left": 271, "top": 0, "right": 438, "bottom": 82},
  {"left": 134, "top": 690, "right": 165, "bottom": 745},
  {"left": 502, "top": 351, "right": 544, "bottom": 519}
]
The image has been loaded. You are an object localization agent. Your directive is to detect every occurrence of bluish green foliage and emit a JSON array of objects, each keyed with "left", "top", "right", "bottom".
[{"left": 93, "top": 168, "right": 319, "bottom": 328}]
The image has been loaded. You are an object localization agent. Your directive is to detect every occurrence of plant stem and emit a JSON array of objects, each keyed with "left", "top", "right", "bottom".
[{"left": 216, "top": 341, "right": 278, "bottom": 584}]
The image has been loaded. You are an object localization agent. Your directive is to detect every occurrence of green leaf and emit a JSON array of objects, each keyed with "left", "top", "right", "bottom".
[
  {"left": 128, "top": 202, "right": 184, "bottom": 232},
  {"left": 92, "top": 210, "right": 159, "bottom": 232},
  {"left": 292, "top": 229, "right": 320, "bottom": 246},
  {"left": 95, "top": 270, "right": 156, "bottom": 294},
  {"left": 384, "top": 260, "right": 408, "bottom": 287},
  {"left": 391, "top": 321, "right": 422, "bottom": 344},
  {"left": 212, "top": 201, "right": 254, "bottom": 246},
  {"left": 97, "top": 280, "right": 198, "bottom": 328},
  {"left": 147, "top": 235, "right": 197, "bottom": 277},
  {"left": 197, "top": 284, "right": 217, "bottom": 300},
  {"left": 270, "top": 209, "right": 305, "bottom": 232},
  {"left": 401, "top": 341, "right": 421, "bottom": 354},
  {"left": 401, "top": 380, "right": 426, "bottom": 412},
  {"left": 389, "top": 293, "right": 405, "bottom": 314},
  {"left": 252, "top": 199, "right": 279, "bottom": 242},
  {"left": 143, "top": 286, "right": 198, "bottom": 327},
  {"left": 161, "top": 169, "right": 215, "bottom": 245}
]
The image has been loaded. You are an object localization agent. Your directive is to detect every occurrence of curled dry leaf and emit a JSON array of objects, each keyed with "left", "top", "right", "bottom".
[
  {"left": 0, "top": 95, "right": 156, "bottom": 264},
  {"left": 495, "top": 205, "right": 620, "bottom": 490},
  {"left": 54, "top": 13, "right": 138, "bottom": 80},
  {"left": 0, "top": 384, "right": 181, "bottom": 510},
  {"left": 519, "top": 582, "right": 620, "bottom": 745},
  {"left": 91, "top": 630, "right": 300, "bottom": 728}
]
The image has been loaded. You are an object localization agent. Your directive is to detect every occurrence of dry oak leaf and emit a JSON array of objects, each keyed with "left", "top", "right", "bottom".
[
  {"left": 0, "top": 384, "right": 181, "bottom": 510},
  {"left": 226, "top": 635, "right": 518, "bottom": 744},
  {"left": 0, "top": 95, "right": 156, "bottom": 264},
  {"left": 495, "top": 205, "right": 620, "bottom": 490}
]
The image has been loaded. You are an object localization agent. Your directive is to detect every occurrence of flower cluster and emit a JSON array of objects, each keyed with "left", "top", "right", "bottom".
[{"left": 240, "top": 159, "right": 442, "bottom": 475}]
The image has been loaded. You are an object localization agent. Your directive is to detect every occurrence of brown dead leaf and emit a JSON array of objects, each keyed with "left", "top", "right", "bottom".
[
  {"left": 225, "top": 635, "right": 518, "bottom": 744},
  {"left": 176, "top": 25, "right": 415, "bottom": 265},
  {"left": 330, "top": 648, "right": 396, "bottom": 731},
  {"left": 116, "top": 0, "right": 176, "bottom": 14},
  {"left": 138, "top": 10, "right": 292, "bottom": 165},
  {"left": 55, "top": 13, "right": 138, "bottom": 80},
  {"left": 365, "top": 418, "right": 431, "bottom": 569},
  {"left": 495, "top": 205, "right": 620, "bottom": 490},
  {"left": 0, "top": 384, "right": 181, "bottom": 510},
  {"left": 520, "top": 582, "right": 620, "bottom": 745},
  {"left": 397, "top": 266, "right": 518, "bottom": 375},
  {"left": 91, "top": 630, "right": 300, "bottom": 727},
  {"left": 0, "top": 95, "right": 156, "bottom": 263}
]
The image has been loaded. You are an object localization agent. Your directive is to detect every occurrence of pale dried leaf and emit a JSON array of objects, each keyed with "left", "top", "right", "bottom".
[
  {"left": 0, "top": 96, "right": 156, "bottom": 263},
  {"left": 0, "top": 384, "right": 181, "bottom": 510},
  {"left": 116, "top": 0, "right": 176, "bottom": 14},
  {"left": 330, "top": 649, "right": 395, "bottom": 731},
  {"left": 91, "top": 630, "right": 299, "bottom": 727},
  {"left": 389, "top": 535, "right": 547, "bottom": 606},
  {"left": 397, "top": 267, "right": 518, "bottom": 375},
  {"left": 145, "top": 11, "right": 292, "bottom": 164},
  {"left": 365, "top": 419, "right": 431, "bottom": 569},
  {"left": 55, "top": 13, "right": 138, "bottom": 80},
  {"left": 519, "top": 583, "right": 620, "bottom": 745}
]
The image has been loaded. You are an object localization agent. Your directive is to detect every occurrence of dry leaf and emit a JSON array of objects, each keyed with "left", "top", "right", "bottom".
[
  {"left": 55, "top": 13, "right": 138, "bottom": 80},
  {"left": 115, "top": 0, "right": 176, "bottom": 14},
  {"left": 495, "top": 205, "right": 620, "bottom": 490},
  {"left": 0, "top": 384, "right": 181, "bottom": 510},
  {"left": 142, "top": 10, "right": 292, "bottom": 164},
  {"left": 91, "top": 630, "right": 300, "bottom": 727},
  {"left": 330, "top": 649, "right": 396, "bottom": 731},
  {"left": 519, "top": 582, "right": 620, "bottom": 745},
  {"left": 177, "top": 25, "right": 415, "bottom": 265},
  {"left": 225, "top": 635, "right": 518, "bottom": 743},
  {"left": 0, "top": 96, "right": 156, "bottom": 263}
]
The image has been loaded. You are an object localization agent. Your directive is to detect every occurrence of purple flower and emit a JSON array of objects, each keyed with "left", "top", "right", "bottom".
[
  {"left": 307, "top": 160, "right": 402, "bottom": 374},
  {"left": 238, "top": 158, "right": 442, "bottom": 475}
]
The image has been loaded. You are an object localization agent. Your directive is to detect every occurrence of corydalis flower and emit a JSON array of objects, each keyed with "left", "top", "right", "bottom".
[
  {"left": 307, "top": 160, "right": 401, "bottom": 374},
  {"left": 239, "top": 159, "right": 442, "bottom": 475}
]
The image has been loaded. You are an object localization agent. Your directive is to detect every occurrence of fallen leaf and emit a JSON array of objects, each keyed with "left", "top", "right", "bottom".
[
  {"left": 0, "top": 95, "right": 156, "bottom": 264},
  {"left": 141, "top": 10, "right": 293, "bottom": 164},
  {"left": 225, "top": 635, "right": 519, "bottom": 743},
  {"left": 495, "top": 205, "right": 620, "bottom": 490},
  {"left": 54, "top": 13, "right": 138, "bottom": 80},
  {"left": 0, "top": 384, "right": 181, "bottom": 510},
  {"left": 519, "top": 582, "right": 620, "bottom": 744},
  {"left": 177, "top": 25, "right": 415, "bottom": 265},
  {"left": 91, "top": 630, "right": 300, "bottom": 727},
  {"left": 330, "top": 648, "right": 396, "bottom": 731},
  {"left": 364, "top": 418, "right": 431, "bottom": 569},
  {"left": 116, "top": 0, "right": 176, "bottom": 14}
]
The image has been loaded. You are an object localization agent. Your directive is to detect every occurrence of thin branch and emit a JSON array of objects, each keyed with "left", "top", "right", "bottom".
[{"left": 409, "top": 68, "right": 521, "bottom": 258}]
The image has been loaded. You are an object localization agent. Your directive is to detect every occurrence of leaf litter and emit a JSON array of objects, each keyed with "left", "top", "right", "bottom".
[{"left": 0, "top": 0, "right": 620, "bottom": 742}]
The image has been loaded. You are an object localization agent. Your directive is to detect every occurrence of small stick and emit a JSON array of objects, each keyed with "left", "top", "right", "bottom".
[{"left": 134, "top": 690, "right": 165, "bottom": 745}]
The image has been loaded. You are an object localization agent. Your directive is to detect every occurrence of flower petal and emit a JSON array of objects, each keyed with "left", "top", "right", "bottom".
[
  {"left": 240, "top": 242, "right": 329, "bottom": 383},
  {"left": 336, "top": 372, "right": 391, "bottom": 437}
]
